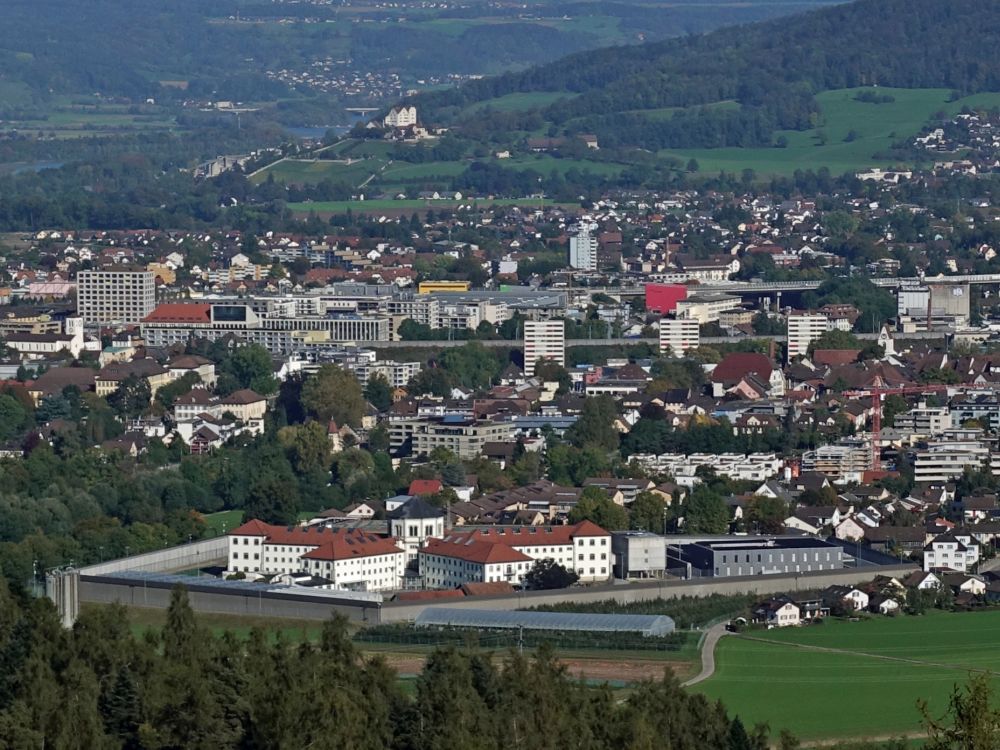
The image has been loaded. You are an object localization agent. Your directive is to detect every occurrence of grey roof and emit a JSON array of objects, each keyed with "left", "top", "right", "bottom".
[
  {"left": 414, "top": 608, "right": 674, "bottom": 637},
  {"left": 388, "top": 496, "right": 445, "bottom": 520}
]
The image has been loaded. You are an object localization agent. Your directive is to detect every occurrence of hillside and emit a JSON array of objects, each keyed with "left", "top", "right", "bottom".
[{"left": 416, "top": 0, "right": 1000, "bottom": 151}]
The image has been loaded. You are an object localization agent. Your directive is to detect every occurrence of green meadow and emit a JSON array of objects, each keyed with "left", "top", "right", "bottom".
[
  {"left": 661, "top": 87, "right": 1000, "bottom": 177},
  {"left": 696, "top": 610, "right": 1000, "bottom": 741}
]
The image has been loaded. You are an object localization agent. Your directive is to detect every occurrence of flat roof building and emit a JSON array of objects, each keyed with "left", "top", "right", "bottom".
[
  {"left": 668, "top": 537, "right": 844, "bottom": 578},
  {"left": 77, "top": 268, "right": 156, "bottom": 326}
]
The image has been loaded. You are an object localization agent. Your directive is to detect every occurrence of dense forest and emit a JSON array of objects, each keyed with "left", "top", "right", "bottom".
[
  {"left": 0, "top": 582, "right": 787, "bottom": 749},
  {"left": 416, "top": 0, "right": 1000, "bottom": 149}
]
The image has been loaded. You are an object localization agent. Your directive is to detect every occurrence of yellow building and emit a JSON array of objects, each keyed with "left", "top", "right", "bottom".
[
  {"left": 417, "top": 280, "right": 471, "bottom": 294},
  {"left": 147, "top": 262, "right": 177, "bottom": 284}
]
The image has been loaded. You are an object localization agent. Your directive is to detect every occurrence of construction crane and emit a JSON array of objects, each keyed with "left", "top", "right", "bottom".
[{"left": 867, "top": 383, "right": 951, "bottom": 472}]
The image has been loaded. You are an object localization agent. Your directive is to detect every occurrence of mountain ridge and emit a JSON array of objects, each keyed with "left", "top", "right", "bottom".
[{"left": 414, "top": 0, "right": 1000, "bottom": 150}]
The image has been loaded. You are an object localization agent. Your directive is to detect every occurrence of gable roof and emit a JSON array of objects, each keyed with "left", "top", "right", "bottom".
[
  {"left": 711, "top": 353, "right": 774, "bottom": 386},
  {"left": 408, "top": 479, "right": 443, "bottom": 496}
]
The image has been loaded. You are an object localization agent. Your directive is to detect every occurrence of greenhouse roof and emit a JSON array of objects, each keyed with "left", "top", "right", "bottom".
[{"left": 414, "top": 608, "right": 674, "bottom": 637}]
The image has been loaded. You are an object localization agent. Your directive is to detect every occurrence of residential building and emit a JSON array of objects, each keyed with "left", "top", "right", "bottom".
[
  {"left": 894, "top": 406, "right": 952, "bottom": 437},
  {"left": 821, "top": 585, "right": 870, "bottom": 612},
  {"left": 801, "top": 438, "right": 872, "bottom": 483},
  {"left": 568, "top": 229, "right": 598, "bottom": 271},
  {"left": 924, "top": 532, "right": 981, "bottom": 573},
  {"left": 659, "top": 318, "right": 700, "bottom": 357},
  {"left": 787, "top": 312, "right": 829, "bottom": 363},
  {"left": 914, "top": 431, "right": 989, "bottom": 482},
  {"left": 523, "top": 320, "right": 565, "bottom": 376},
  {"left": 77, "top": 268, "right": 156, "bottom": 326},
  {"left": 418, "top": 520, "right": 612, "bottom": 588},
  {"left": 390, "top": 415, "right": 513, "bottom": 459},
  {"left": 227, "top": 520, "right": 406, "bottom": 592},
  {"left": 675, "top": 293, "right": 741, "bottom": 324},
  {"left": 752, "top": 597, "right": 801, "bottom": 627},
  {"left": 669, "top": 537, "right": 844, "bottom": 578}
]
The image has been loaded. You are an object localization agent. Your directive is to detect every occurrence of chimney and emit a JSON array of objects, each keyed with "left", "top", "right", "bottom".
[{"left": 768, "top": 339, "right": 776, "bottom": 362}]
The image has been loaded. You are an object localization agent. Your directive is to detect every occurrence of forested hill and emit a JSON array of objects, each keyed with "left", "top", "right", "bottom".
[{"left": 416, "top": 0, "right": 1000, "bottom": 149}]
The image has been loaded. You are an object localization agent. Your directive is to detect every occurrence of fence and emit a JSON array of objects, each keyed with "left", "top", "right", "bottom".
[{"left": 78, "top": 538, "right": 228, "bottom": 576}]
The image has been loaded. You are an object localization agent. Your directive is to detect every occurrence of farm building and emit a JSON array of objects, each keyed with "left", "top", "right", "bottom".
[{"left": 414, "top": 608, "right": 675, "bottom": 637}]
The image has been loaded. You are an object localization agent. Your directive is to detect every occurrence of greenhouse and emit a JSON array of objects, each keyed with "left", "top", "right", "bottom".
[{"left": 413, "top": 608, "right": 675, "bottom": 637}]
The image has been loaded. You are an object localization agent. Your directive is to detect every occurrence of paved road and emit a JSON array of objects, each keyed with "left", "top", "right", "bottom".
[{"left": 681, "top": 622, "right": 729, "bottom": 687}]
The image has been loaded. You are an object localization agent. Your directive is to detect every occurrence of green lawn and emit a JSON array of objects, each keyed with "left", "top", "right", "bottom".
[
  {"left": 201, "top": 509, "right": 244, "bottom": 535},
  {"left": 252, "top": 158, "right": 384, "bottom": 186},
  {"left": 288, "top": 197, "right": 561, "bottom": 214},
  {"left": 461, "top": 91, "right": 577, "bottom": 116},
  {"left": 661, "top": 87, "right": 1000, "bottom": 177},
  {"left": 505, "top": 154, "right": 629, "bottom": 177},
  {"left": 696, "top": 610, "right": 1000, "bottom": 741}
]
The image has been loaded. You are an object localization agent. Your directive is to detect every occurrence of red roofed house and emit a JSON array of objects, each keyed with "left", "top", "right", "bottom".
[
  {"left": 408, "top": 479, "right": 443, "bottom": 496},
  {"left": 710, "top": 353, "right": 785, "bottom": 398},
  {"left": 812, "top": 349, "right": 861, "bottom": 367},
  {"left": 227, "top": 520, "right": 405, "bottom": 591},
  {"left": 418, "top": 520, "right": 611, "bottom": 588}
]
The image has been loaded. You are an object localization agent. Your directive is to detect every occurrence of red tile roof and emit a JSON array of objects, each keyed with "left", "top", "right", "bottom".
[
  {"left": 711, "top": 353, "right": 774, "bottom": 385},
  {"left": 143, "top": 303, "right": 212, "bottom": 324},
  {"left": 408, "top": 479, "right": 442, "bottom": 496},
  {"left": 229, "top": 520, "right": 402, "bottom": 561},
  {"left": 813, "top": 349, "right": 861, "bottom": 367},
  {"left": 423, "top": 537, "right": 533, "bottom": 565},
  {"left": 394, "top": 590, "right": 466, "bottom": 602}
]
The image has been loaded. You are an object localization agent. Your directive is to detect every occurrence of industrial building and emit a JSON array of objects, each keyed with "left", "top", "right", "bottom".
[
  {"left": 668, "top": 537, "right": 844, "bottom": 578},
  {"left": 611, "top": 531, "right": 667, "bottom": 579}
]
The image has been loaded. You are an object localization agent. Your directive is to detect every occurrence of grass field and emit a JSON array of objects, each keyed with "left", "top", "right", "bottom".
[
  {"left": 201, "top": 509, "right": 244, "bottom": 535},
  {"left": 696, "top": 610, "right": 1000, "bottom": 741},
  {"left": 461, "top": 91, "right": 577, "bottom": 116},
  {"left": 661, "top": 87, "right": 1000, "bottom": 177},
  {"left": 287, "top": 197, "right": 561, "bottom": 215},
  {"left": 252, "top": 158, "right": 383, "bottom": 186}
]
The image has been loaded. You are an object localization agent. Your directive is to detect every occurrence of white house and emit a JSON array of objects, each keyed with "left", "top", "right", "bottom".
[
  {"left": 753, "top": 597, "right": 800, "bottom": 627},
  {"left": 227, "top": 519, "right": 406, "bottom": 592},
  {"left": 833, "top": 516, "right": 867, "bottom": 542},
  {"left": 923, "top": 532, "right": 980, "bottom": 573},
  {"left": 823, "top": 585, "right": 869, "bottom": 612},
  {"left": 901, "top": 570, "right": 941, "bottom": 590}
]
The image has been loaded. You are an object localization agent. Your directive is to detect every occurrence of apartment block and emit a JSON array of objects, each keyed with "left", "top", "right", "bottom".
[
  {"left": 523, "top": 320, "right": 565, "bottom": 376},
  {"left": 659, "top": 318, "right": 700, "bottom": 357},
  {"left": 786, "top": 312, "right": 830, "bottom": 363},
  {"left": 568, "top": 229, "right": 598, "bottom": 271}
]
